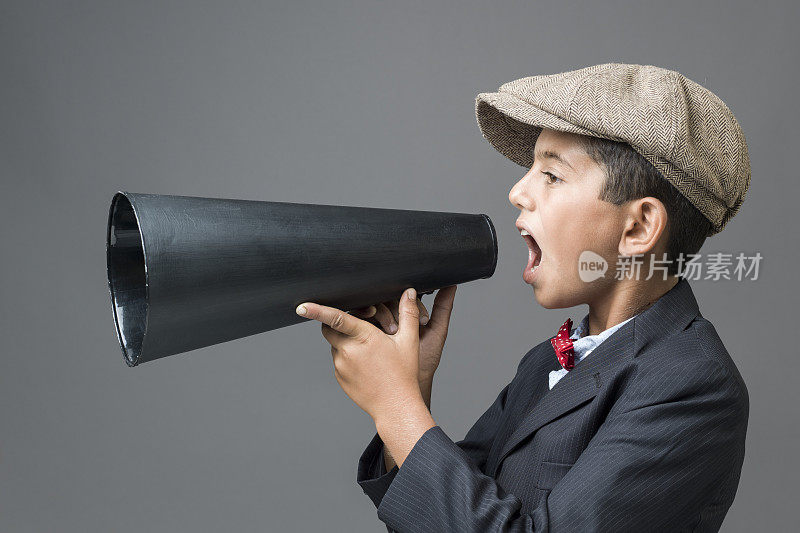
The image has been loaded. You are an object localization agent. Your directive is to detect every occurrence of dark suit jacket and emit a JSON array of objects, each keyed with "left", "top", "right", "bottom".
[{"left": 356, "top": 278, "right": 749, "bottom": 532}]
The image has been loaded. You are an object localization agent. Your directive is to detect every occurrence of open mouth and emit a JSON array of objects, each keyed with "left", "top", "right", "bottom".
[{"left": 520, "top": 230, "right": 542, "bottom": 275}]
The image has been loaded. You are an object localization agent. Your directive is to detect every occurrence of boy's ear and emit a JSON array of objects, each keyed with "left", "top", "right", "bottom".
[{"left": 618, "top": 197, "right": 668, "bottom": 257}]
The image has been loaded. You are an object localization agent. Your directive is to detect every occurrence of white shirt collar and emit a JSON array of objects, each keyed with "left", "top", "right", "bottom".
[{"left": 548, "top": 312, "right": 637, "bottom": 390}]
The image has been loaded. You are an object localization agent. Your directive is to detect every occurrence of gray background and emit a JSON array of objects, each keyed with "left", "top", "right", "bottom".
[{"left": 1, "top": 1, "right": 796, "bottom": 531}]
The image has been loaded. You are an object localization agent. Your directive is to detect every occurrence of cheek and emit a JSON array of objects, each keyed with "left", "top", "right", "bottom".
[
  {"left": 581, "top": 209, "right": 621, "bottom": 260},
  {"left": 539, "top": 195, "right": 576, "bottom": 235},
  {"left": 538, "top": 205, "right": 571, "bottom": 260},
  {"left": 543, "top": 203, "right": 618, "bottom": 270}
]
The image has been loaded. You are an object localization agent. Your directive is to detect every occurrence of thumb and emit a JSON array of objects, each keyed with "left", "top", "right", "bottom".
[{"left": 399, "top": 287, "right": 420, "bottom": 343}]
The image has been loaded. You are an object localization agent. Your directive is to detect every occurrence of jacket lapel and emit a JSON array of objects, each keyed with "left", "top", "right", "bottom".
[
  {"left": 491, "top": 321, "right": 635, "bottom": 476},
  {"left": 490, "top": 278, "right": 701, "bottom": 478}
]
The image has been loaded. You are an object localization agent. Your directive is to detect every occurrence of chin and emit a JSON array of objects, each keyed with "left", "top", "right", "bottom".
[
  {"left": 531, "top": 277, "right": 586, "bottom": 309},
  {"left": 534, "top": 293, "right": 572, "bottom": 310},
  {"left": 531, "top": 284, "right": 561, "bottom": 309}
]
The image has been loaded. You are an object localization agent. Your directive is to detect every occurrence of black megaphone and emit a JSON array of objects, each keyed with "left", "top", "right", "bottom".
[{"left": 106, "top": 191, "right": 498, "bottom": 366}]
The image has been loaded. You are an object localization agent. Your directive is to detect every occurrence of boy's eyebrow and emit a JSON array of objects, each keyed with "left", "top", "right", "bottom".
[{"left": 533, "top": 148, "right": 576, "bottom": 172}]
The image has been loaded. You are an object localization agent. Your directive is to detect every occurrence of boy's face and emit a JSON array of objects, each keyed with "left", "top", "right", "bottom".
[{"left": 509, "top": 128, "right": 628, "bottom": 309}]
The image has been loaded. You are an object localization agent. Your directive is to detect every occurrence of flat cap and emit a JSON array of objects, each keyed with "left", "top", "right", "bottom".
[{"left": 475, "top": 63, "right": 750, "bottom": 236}]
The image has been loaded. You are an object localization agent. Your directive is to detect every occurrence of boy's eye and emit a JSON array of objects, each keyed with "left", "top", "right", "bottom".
[{"left": 543, "top": 171, "right": 562, "bottom": 184}]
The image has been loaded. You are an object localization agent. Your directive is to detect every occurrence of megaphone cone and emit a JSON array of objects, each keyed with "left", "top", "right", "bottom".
[{"left": 106, "top": 191, "right": 497, "bottom": 366}]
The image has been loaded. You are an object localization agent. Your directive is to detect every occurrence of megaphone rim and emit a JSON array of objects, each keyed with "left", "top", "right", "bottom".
[{"left": 106, "top": 191, "right": 151, "bottom": 367}]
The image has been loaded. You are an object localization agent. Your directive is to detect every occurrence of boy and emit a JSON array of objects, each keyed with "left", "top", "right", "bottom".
[{"left": 295, "top": 63, "right": 750, "bottom": 532}]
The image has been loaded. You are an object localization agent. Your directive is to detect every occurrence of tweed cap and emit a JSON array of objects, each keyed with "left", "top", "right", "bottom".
[{"left": 475, "top": 63, "right": 750, "bottom": 236}]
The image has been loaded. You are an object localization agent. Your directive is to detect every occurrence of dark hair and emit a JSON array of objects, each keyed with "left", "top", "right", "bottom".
[{"left": 574, "top": 134, "right": 711, "bottom": 277}]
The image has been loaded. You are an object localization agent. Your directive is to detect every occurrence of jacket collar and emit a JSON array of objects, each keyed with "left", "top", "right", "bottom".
[
  {"left": 631, "top": 277, "right": 700, "bottom": 357},
  {"left": 489, "top": 277, "right": 700, "bottom": 477}
]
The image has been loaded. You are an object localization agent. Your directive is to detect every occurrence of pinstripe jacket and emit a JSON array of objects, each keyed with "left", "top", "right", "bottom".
[{"left": 356, "top": 278, "right": 749, "bottom": 532}]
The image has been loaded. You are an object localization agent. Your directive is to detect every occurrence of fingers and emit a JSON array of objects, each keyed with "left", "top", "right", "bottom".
[
  {"left": 375, "top": 303, "right": 399, "bottom": 334},
  {"left": 349, "top": 305, "right": 377, "bottom": 318},
  {"left": 340, "top": 288, "right": 438, "bottom": 335},
  {"left": 296, "top": 302, "right": 369, "bottom": 339},
  {"left": 349, "top": 303, "right": 396, "bottom": 334},
  {"left": 417, "top": 299, "right": 429, "bottom": 325},
  {"left": 350, "top": 295, "right": 430, "bottom": 334},
  {"left": 398, "top": 288, "right": 420, "bottom": 341},
  {"left": 321, "top": 320, "right": 347, "bottom": 346},
  {"left": 427, "top": 285, "right": 457, "bottom": 332},
  {"left": 386, "top": 301, "right": 399, "bottom": 325},
  {"left": 384, "top": 297, "right": 428, "bottom": 327}
]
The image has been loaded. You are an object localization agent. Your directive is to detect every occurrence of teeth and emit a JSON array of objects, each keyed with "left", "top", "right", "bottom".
[{"left": 520, "top": 229, "right": 530, "bottom": 236}]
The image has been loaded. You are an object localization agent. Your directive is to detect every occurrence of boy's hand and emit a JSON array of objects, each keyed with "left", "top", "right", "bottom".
[
  {"left": 349, "top": 285, "right": 457, "bottom": 385},
  {"left": 296, "top": 288, "right": 427, "bottom": 423}
]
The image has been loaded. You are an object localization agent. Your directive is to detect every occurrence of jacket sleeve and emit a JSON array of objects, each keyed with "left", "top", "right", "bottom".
[
  {"left": 368, "top": 358, "right": 748, "bottom": 533},
  {"left": 357, "top": 380, "right": 513, "bottom": 508}
]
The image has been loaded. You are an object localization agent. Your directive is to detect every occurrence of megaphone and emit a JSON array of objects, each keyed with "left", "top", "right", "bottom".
[{"left": 106, "top": 191, "right": 498, "bottom": 367}]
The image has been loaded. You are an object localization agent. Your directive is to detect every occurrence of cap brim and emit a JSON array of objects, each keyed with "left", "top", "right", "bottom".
[{"left": 475, "top": 91, "right": 606, "bottom": 168}]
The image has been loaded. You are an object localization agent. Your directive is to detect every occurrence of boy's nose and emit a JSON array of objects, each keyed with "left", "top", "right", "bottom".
[
  {"left": 508, "top": 184, "right": 520, "bottom": 208},
  {"left": 509, "top": 176, "right": 534, "bottom": 211}
]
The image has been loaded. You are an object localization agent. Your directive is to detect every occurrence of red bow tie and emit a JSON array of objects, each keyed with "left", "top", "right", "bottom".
[{"left": 551, "top": 318, "right": 575, "bottom": 370}]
